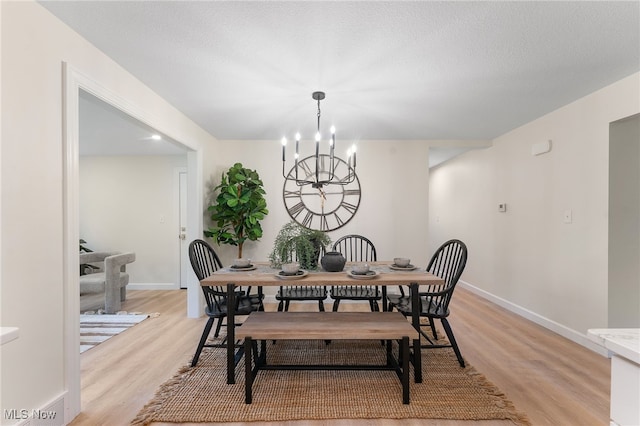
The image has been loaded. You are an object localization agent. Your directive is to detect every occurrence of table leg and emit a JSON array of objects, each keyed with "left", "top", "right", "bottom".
[
  {"left": 258, "top": 286, "right": 264, "bottom": 310},
  {"left": 410, "top": 282, "right": 422, "bottom": 383},
  {"left": 244, "top": 337, "right": 253, "bottom": 404},
  {"left": 413, "top": 337, "right": 422, "bottom": 383},
  {"left": 402, "top": 336, "right": 410, "bottom": 404},
  {"left": 227, "top": 282, "right": 236, "bottom": 384},
  {"left": 381, "top": 286, "right": 388, "bottom": 311}
]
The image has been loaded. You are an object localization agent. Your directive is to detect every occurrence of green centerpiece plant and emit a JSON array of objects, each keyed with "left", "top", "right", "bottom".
[
  {"left": 268, "top": 221, "right": 331, "bottom": 270},
  {"left": 204, "top": 163, "right": 268, "bottom": 258}
]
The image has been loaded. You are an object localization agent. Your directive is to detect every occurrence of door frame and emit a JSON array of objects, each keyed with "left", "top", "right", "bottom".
[
  {"left": 62, "top": 62, "right": 203, "bottom": 422},
  {"left": 175, "top": 167, "right": 189, "bottom": 289}
]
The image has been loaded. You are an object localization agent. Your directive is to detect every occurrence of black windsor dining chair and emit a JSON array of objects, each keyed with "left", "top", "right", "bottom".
[
  {"left": 188, "top": 239, "right": 263, "bottom": 367},
  {"left": 330, "top": 234, "right": 381, "bottom": 311},
  {"left": 387, "top": 239, "right": 468, "bottom": 367},
  {"left": 275, "top": 248, "right": 328, "bottom": 312}
]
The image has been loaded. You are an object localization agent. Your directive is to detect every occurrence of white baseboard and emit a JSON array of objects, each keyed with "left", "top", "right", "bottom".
[
  {"left": 6, "top": 392, "right": 67, "bottom": 425},
  {"left": 458, "top": 280, "right": 609, "bottom": 357},
  {"left": 128, "top": 282, "right": 178, "bottom": 290}
]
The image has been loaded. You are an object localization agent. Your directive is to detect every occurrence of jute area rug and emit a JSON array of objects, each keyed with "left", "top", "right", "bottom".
[
  {"left": 80, "top": 312, "right": 152, "bottom": 353},
  {"left": 131, "top": 335, "right": 530, "bottom": 425}
]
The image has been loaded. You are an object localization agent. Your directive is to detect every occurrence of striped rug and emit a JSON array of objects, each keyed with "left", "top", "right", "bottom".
[{"left": 80, "top": 313, "right": 149, "bottom": 353}]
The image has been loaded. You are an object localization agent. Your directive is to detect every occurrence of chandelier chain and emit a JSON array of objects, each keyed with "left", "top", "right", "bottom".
[{"left": 317, "top": 98, "right": 321, "bottom": 133}]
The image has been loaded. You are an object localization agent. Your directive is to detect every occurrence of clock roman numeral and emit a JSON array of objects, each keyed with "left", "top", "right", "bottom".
[
  {"left": 320, "top": 215, "right": 329, "bottom": 231},
  {"left": 343, "top": 188, "right": 360, "bottom": 196},
  {"left": 301, "top": 211, "right": 314, "bottom": 227},
  {"left": 339, "top": 173, "right": 355, "bottom": 183},
  {"left": 332, "top": 159, "right": 341, "bottom": 175},
  {"left": 341, "top": 202, "right": 358, "bottom": 215},
  {"left": 284, "top": 189, "right": 301, "bottom": 198},
  {"left": 288, "top": 201, "right": 305, "bottom": 218},
  {"left": 299, "top": 161, "right": 313, "bottom": 178},
  {"left": 334, "top": 212, "right": 344, "bottom": 227}
]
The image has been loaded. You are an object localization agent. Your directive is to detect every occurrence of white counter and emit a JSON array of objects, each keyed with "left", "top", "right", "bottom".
[{"left": 588, "top": 328, "right": 640, "bottom": 426}]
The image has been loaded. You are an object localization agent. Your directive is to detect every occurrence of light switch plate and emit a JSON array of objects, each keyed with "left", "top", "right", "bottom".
[{"left": 563, "top": 209, "right": 572, "bottom": 224}]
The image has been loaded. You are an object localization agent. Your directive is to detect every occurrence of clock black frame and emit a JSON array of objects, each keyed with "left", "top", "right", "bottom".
[{"left": 283, "top": 154, "right": 361, "bottom": 231}]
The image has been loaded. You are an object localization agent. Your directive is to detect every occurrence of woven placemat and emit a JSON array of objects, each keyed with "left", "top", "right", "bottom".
[{"left": 131, "top": 338, "right": 530, "bottom": 425}]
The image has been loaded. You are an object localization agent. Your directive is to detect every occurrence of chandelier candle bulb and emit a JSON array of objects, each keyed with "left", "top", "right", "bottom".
[
  {"left": 331, "top": 126, "right": 336, "bottom": 148},
  {"left": 352, "top": 145, "right": 357, "bottom": 168},
  {"left": 281, "top": 137, "right": 287, "bottom": 161}
]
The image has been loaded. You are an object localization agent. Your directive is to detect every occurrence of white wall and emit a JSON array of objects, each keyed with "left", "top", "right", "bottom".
[
  {"left": 429, "top": 73, "right": 640, "bottom": 342},
  {"left": 1, "top": 2, "right": 217, "bottom": 423},
  {"left": 206, "top": 140, "right": 431, "bottom": 294},
  {"left": 79, "top": 155, "right": 187, "bottom": 285}
]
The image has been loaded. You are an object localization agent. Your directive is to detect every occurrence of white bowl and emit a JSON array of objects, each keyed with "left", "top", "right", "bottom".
[
  {"left": 233, "top": 258, "right": 251, "bottom": 268},
  {"left": 352, "top": 263, "right": 370, "bottom": 274},
  {"left": 282, "top": 262, "right": 299, "bottom": 274},
  {"left": 394, "top": 257, "right": 411, "bottom": 267}
]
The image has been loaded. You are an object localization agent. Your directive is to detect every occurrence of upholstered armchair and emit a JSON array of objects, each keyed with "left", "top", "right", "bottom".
[{"left": 79, "top": 251, "right": 136, "bottom": 313}]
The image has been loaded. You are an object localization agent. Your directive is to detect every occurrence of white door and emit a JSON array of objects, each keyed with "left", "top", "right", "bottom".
[{"left": 179, "top": 170, "right": 189, "bottom": 289}]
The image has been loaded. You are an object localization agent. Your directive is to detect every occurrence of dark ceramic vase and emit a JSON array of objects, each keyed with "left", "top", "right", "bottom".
[{"left": 321, "top": 251, "right": 346, "bottom": 272}]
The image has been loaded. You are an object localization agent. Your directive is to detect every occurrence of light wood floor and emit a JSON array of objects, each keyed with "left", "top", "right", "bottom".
[{"left": 69, "top": 288, "right": 610, "bottom": 426}]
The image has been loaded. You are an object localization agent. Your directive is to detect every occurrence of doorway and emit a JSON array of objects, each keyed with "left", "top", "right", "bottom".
[
  {"left": 79, "top": 90, "right": 189, "bottom": 292},
  {"left": 608, "top": 113, "right": 640, "bottom": 327},
  {"left": 63, "top": 63, "right": 202, "bottom": 421}
]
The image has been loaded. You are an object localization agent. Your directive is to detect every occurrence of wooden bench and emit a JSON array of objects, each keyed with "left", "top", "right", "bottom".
[{"left": 236, "top": 311, "right": 420, "bottom": 404}]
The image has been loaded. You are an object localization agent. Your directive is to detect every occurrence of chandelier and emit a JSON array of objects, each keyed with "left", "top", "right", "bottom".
[{"left": 281, "top": 91, "right": 356, "bottom": 188}]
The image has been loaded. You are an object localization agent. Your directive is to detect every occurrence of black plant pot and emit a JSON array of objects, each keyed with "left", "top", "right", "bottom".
[{"left": 321, "top": 251, "right": 346, "bottom": 272}]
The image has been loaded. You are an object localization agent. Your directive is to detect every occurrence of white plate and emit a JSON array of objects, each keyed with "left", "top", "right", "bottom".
[
  {"left": 229, "top": 264, "right": 257, "bottom": 271},
  {"left": 275, "top": 270, "right": 309, "bottom": 280},
  {"left": 347, "top": 270, "right": 379, "bottom": 280},
  {"left": 389, "top": 264, "right": 417, "bottom": 271}
]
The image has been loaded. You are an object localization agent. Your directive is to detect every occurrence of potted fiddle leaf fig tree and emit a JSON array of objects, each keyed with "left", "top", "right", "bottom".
[{"left": 204, "top": 163, "right": 268, "bottom": 258}]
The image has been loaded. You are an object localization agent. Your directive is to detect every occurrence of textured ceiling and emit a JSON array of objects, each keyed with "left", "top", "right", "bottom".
[{"left": 42, "top": 1, "right": 639, "bottom": 146}]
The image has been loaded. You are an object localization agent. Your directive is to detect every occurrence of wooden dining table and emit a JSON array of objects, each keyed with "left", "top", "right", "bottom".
[{"left": 200, "top": 262, "right": 445, "bottom": 384}]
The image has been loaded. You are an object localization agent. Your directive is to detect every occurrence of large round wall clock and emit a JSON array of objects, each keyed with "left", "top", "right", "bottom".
[{"left": 283, "top": 154, "right": 361, "bottom": 232}]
